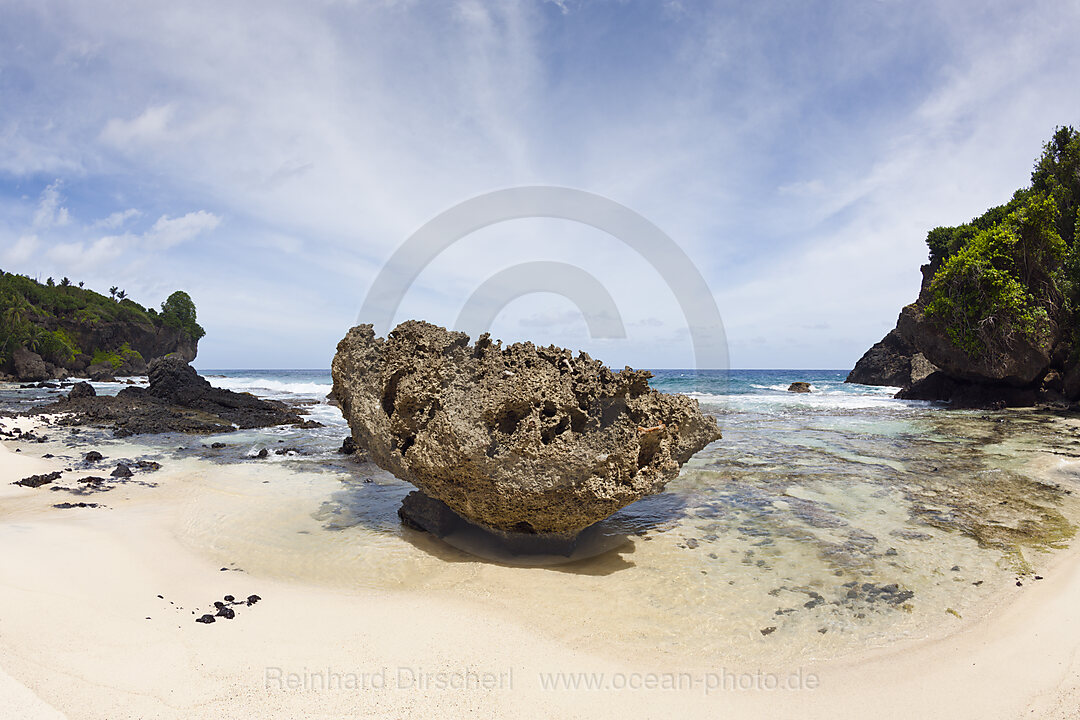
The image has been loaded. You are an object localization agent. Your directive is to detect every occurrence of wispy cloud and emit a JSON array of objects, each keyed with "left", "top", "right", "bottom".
[
  {"left": 32, "top": 180, "right": 70, "bottom": 229},
  {"left": 93, "top": 208, "right": 141, "bottom": 230},
  {"left": 100, "top": 104, "right": 176, "bottom": 148}
]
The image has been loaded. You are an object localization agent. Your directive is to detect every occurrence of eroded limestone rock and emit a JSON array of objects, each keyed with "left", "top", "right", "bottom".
[{"left": 332, "top": 321, "right": 721, "bottom": 539}]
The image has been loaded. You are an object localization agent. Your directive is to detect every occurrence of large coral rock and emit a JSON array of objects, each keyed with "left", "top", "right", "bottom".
[{"left": 332, "top": 321, "right": 721, "bottom": 539}]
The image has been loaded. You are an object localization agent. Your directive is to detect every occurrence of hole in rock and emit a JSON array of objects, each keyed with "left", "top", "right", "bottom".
[
  {"left": 494, "top": 403, "right": 529, "bottom": 435},
  {"left": 637, "top": 433, "right": 660, "bottom": 469},
  {"left": 382, "top": 373, "right": 403, "bottom": 417}
]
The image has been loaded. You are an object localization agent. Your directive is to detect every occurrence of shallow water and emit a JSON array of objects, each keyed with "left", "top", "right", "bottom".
[{"left": 4, "top": 369, "right": 1079, "bottom": 664}]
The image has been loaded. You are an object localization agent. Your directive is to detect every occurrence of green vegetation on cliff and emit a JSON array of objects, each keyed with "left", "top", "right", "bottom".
[
  {"left": 0, "top": 272, "right": 204, "bottom": 368},
  {"left": 924, "top": 126, "right": 1080, "bottom": 360}
]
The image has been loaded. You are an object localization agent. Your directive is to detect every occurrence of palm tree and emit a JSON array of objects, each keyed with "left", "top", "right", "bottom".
[
  {"left": 59, "top": 277, "right": 71, "bottom": 287},
  {"left": 0, "top": 305, "right": 26, "bottom": 355},
  {"left": 117, "top": 289, "right": 127, "bottom": 301},
  {"left": 3, "top": 305, "right": 26, "bottom": 335},
  {"left": 78, "top": 281, "right": 84, "bottom": 288},
  {"left": 109, "top": 286, "right": 118, "bottom": 301},
  {"left": 26, "top": 326, "right": 48, "bottom": 354}
]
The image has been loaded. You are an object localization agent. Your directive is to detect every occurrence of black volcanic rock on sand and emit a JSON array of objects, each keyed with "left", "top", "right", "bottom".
[{"left": 28, "top": 355, "right": 307, "bottom": 436}]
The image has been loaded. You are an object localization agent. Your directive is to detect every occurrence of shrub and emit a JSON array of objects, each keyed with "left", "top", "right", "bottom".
[
  {"left": 926, "top": 193, "right": 1064, "bottom": 358},
  {"left": 91, "top": 348, "right": 125, "bottom": 370}
]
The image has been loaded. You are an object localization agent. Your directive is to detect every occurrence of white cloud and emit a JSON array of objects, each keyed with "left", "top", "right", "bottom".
[
  {"left": 46, "top": 236, "right": 127, "bottom": 268},
  {"left": 99, "top": 104, "right": 175, "bottom": 148},
  {"left": 3, "top": 235, "right": 39, "bottom": 266},
  {"left": 145, "top": 211, "right": 221, "bottom": 250},
  {"left": 93, "top": 208, "right": 141, "bottom": 230},
  {"left": 32, "top": 180, "right": 70, "bottom": 229}
]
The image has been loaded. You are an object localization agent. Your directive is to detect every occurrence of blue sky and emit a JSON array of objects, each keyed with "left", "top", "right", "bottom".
[{"left": 2, "top": 0, "right": 1079, "bottom": 369}]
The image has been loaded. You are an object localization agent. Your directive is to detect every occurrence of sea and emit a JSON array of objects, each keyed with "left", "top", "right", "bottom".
[{"left": 4, "top": 368, "right": 1080, "bottom": 664}]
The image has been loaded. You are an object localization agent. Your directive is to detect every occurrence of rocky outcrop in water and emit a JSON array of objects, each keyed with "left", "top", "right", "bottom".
[
  {"left": 846, "top": 328, "right": 921, "bottom": 387},
  {"left": 28, "top": 355, "right": 307, "bottom": 435},
  {"left": 331, "top": 321, "right": 722, "bottom": 546},
  {"left": 848, "top": 264, "right": 1071, "bottom": 408},
  {"left": 847, "top": 127, "right": 1080, "bottom": 409}
]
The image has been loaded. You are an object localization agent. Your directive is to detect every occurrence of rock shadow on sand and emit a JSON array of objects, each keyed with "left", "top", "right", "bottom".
[{"left": 313, "top": 476, "right": 689, "bottom": 575}]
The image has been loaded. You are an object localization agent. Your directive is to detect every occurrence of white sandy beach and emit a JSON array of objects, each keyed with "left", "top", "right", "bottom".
[{"left": 1, "top": 418, "right": 1079, "bottom": 720}]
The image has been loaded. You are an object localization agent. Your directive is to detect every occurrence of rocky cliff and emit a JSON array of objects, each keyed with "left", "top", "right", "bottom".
[
  {"left": 847, "top": 126, "right": 1080, "bottom": 409},
  {"left": 0, "top": 273, "right": 201, "bottom": 381}
]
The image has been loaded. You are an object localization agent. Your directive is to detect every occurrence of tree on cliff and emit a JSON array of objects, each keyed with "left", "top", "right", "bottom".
[
  {"left": 160, "top": 290, "right": 206, "bottom": 342},
  {"left": 922, "top": 126, "right": 1079, "bottom": 362},
  {"left": 1031, "top": 125, "right": 1080, "bottom": 248},
  {"left": 0, "top": 272, "right": 203, "bottom": 372}
]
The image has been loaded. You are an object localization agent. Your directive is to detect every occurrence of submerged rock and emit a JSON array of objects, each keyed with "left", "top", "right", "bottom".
[
  {"left": 332, "top": 321, "right": 721, "bottom": 543},
  {"left": 787, "top": 382, "right": 812, "bottom": 393}
]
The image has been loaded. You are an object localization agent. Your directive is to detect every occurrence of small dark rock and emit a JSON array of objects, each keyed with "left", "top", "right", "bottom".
[
  {"left": 224, "top": 595, "right": 235, "bottom": 602},
  {"left": 760, "top": 626, "right": 777, "bottom": 636},
  {"left": 15, "top": 471, "right": 62, "bottom": 488},
  {"left": 195, "top": 614, "right": 216, "bottom": 624},
  {"left": 211, "top": 442, "right": 226, "bottom": 449},
  {"left": 787, "top": 382, "right": 812, "bottom": 393},
  {"left": 110, "top": 463, "right": 133, "bottom": 478},
  {"left": 215, "top": 607, "right": 236, "bottom": 619},
  {"left": 52, "top": 502, "right": 100, "bottom": 509},
  {"left": 338, "top": 436, "right": 357, "bottom": 454},
  {"left": 84, "top": 451, "right": 104, "bottom": 462},
  {"left": 246, "top": 594, "right": 261, "bottom": 605},
  {"left": 254, "top": 448, "right": 268, "bottom": 459}
]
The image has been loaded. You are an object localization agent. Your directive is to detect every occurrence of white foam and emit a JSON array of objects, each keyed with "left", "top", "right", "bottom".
[
  {"left": 687, "top": 390, "right": 932, "bottom": 412},
  {"left": 208, "top": 376, "right": 332, "bottom": 399}
]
